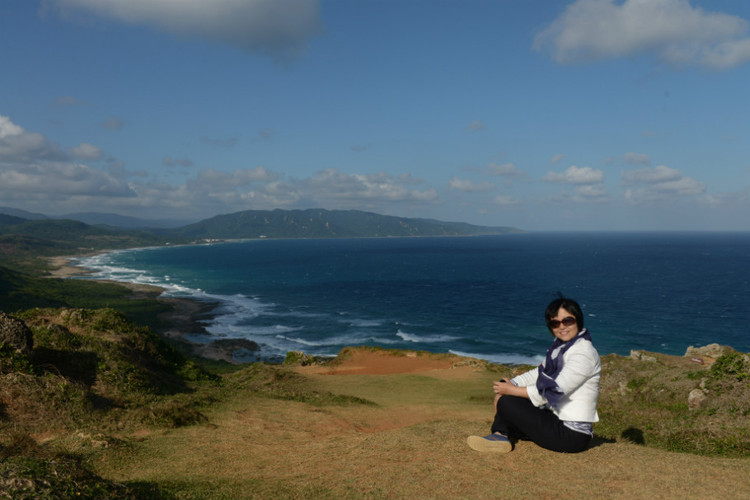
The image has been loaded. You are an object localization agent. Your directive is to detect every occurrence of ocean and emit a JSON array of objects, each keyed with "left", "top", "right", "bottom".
[{"left": 73, "top": 232, "right": 750, "bottom": 364}]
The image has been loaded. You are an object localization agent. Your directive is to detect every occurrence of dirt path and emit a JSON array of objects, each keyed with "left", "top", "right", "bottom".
[{"left": 97, "top": 350, "right": 750, "bottom": 499}]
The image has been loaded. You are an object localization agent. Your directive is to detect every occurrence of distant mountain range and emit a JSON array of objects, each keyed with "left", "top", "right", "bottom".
[
  {"left": 0, "top": 206, "right": 190, "bottom": 229},
  {"left": 0, "top": 207, "right": 522, "bottom": 256},
  {"left": 170, "top": 209, "right": 520, "bottom": 239}
]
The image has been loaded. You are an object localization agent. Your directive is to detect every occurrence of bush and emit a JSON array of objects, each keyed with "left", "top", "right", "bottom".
[
  {"left": 1, "top": 307, "right": 221, "bottom": 438},
  {"left": 710, "top": 352, "right": 750, "bottom": 382},
  {"left": 0, "top": 344, "right": 34, "bottom": 374}
]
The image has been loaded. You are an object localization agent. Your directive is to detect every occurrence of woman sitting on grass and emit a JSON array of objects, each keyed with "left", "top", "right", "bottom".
[{"left": 468, "top": 295, "right": 601, "bottom": 454}]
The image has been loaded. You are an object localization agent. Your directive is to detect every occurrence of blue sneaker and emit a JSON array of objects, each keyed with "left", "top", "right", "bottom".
[{"left": 467, "top": 433, "right": 512, "bottom": 453}]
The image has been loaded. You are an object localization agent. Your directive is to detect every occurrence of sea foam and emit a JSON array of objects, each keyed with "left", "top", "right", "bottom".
[{"left": 449, "top": 350, "right": 544, "bottom": 366}]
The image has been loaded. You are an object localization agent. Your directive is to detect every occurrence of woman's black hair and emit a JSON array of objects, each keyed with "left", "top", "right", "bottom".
[{"left": 545, "top": 293, "right": 584, "bottom": 334}]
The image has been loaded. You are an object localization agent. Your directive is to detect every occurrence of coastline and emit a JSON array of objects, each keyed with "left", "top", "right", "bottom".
[
  {"left": 8, "top": 257, "right": 747, "bottom": 497},
  {"left": 9, "top": 261, "right": 750, "bottom": 497},
  {"left": 45, "top": 254, "right": 741, "bottom": 367},
  {"left": 46, "top": 255, "right": 256, "bottom": 364}
]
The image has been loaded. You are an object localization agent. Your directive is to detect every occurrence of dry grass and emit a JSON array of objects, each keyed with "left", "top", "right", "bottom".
[
  {"left": 90, "top": 349, "right": 750, "bottom": 500},
  {"left": 2, "top": 305, "right": 748, "bottom": 500}
]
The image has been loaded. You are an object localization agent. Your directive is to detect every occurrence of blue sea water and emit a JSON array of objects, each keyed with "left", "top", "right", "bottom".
[{"left": 73, "top": 232, "right": 750, "bottom": 363}]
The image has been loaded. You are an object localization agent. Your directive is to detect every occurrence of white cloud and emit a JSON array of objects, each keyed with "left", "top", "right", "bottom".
[
  {"left": 573, "top": 184, "right": 609, "bottom": 203},
  {"left": 545, "top": 184, "right": 610, "bottom": 205},
  {"left": 175, "top": 168, "right": 438, "bottom": 214},
  {"left": 449, "top": 177, "right": 495, "bottom": 193},
  {"left": 622, "top": 165, "right": 707, "bottom": 202},
  {"left": 192, "top": 166, "right": 276, "bottom": 188},
  {"left": 305, "top": 169, "right": 438, "bottom": 203},
  {"left": 653, "top": 176, "right": 707, "bottom": 195},
  {"left": 49, "top": 0, "right": 323, "bottom": 61},
  {"left": 542, "top": 165, "right": 609, "bottom": 204},
  {"left": 492, "top": 194, "right": 521, "bottom": 206},
  {"left": 0, "top": 115, "right": 67, "bottom": 162},
  {"left": 0, "top": 161, "right": 135, "bottom": 199},
  {"left": 0, "top": 113, "right": 442, "bottom": 218},
  {"left": 623, "top": 152, "right": 651, "bottom": 165},
  {"left": 622, "top": 164, "right": 681, "bottom": 183},
  {"left": 698, "top": 187, "right": 750, "bottom": 207},
  {"left": 543, "top": 165, "right": 605, "bottom": 184},
  {"left": 534, "top": 0, "right": 750, "bottom": 70},
  {"left": 72, "top": 142, "right": 103, "bottom": 160},
  {"left": 551, "top": 154, "right": 565, "bottom": 164},
  {"left": 486, "top": 162, "right": 524, "bottom": 178},
  {"left": 0, "top": 115, "right": 25, "bottom": 138},
  {"left": 0, "top": 115, "right": 133, "bottom": 208},
  {"left": 397, "top": 173, "right": 425, "bottom": 185}
]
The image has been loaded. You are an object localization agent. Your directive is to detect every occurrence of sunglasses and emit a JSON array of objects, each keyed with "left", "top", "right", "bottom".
[{"left": 548, "top": 317, "right": 577, "bottom": 329}]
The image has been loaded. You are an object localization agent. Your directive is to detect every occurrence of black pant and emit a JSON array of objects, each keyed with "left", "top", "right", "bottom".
[{"left": 491, "top": 395, "right": 592, "bottom": 453}]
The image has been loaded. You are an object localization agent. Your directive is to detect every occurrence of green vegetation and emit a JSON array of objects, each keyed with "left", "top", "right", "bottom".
[
  {"left": 0, "top": 209, "right": 520, "bottom": 266},
  {"left": 595, "top": 352, "right": 750, "bottom": 457},
  {"left": 0, "top": 265, "right": 171, "bottom": 329},
  {"left": 709, "top": 351, "right": 750, "bottom": 382},
  {"left": 0, "top": 307, "right": 376, "bottom": 498},
  {"left": 0, "top": 220, "right": 166, "bottom": 262},
  {"left": 173, "top": 208, "right": 520, "bottom": 239},
  {"left": 0, "top": 307, "right": 212, "bottom": 497},
  {"left": 5, "top": 308, "right": 216, "bottom": 433}
]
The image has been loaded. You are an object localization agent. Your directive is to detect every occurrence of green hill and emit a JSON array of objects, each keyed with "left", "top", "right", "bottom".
[
  {"left": 0, "top": 208, "right": 520, "bottom": 275},
  {"left": 172, "top": 208, "right": 520, "bottom": 239},
  {"left": 0, "top": 218, "right": 169, "bottom": 259},
  {"left": 0, "top": 213, "right": 28, "bottom": 227}
]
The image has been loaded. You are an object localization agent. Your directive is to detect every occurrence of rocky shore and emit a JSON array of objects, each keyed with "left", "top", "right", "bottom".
[
  {"left": 46, "top": 255, "right": 746, "bottom": 367},
  {"left": 46, "top": 255, "right": 262, "bottom": 364}
]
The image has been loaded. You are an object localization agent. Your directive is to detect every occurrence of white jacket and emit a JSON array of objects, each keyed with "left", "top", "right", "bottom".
[{"left": 511, "top": 338, "right": 601, "bottom": 423}]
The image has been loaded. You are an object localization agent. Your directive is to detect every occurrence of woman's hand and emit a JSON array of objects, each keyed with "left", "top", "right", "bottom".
[
  {"left": 493, "top": 379, "right": 513, "bottom": 396},
  {"left": 492, "top": 378, "right": 529, "bottom": 403}
]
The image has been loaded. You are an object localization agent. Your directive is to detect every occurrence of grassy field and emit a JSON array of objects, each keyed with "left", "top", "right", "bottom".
[
  {"left": 2, "top": 305, "right": 750, "bottom": 498},
  {"left": 87, "top": 350, "right": 750, "bottom": 499}
]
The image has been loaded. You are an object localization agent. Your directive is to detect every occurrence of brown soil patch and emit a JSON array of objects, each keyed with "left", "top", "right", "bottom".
[{"left": 304, "top": 348, "right": 486, "bottom": 376}]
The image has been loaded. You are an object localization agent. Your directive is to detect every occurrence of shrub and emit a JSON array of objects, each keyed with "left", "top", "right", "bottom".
[
  {"left": 0, "top": 344, "right": 34, "bottom": 374},
  {"left": 710, "top": 352, "right": 750, "bottom": 382}
]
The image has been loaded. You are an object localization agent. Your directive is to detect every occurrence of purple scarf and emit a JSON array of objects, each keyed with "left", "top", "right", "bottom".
[{"left": 535, "top": 328, "right": 591, "bottom": 410}]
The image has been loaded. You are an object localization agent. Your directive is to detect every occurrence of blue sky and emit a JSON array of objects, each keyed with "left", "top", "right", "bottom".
[{"left": 0, "top": 0, "right": 748, "bottom": 230}]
